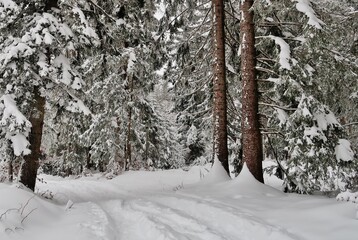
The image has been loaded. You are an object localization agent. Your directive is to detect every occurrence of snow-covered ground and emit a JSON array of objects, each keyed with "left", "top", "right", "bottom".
[{"left": 0, "top": 162, "right": 357, "bottom": 240}]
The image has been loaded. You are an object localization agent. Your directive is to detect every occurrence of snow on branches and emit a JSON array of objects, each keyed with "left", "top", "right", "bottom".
[{"left": 0, "top": 95, "right": 31, "bottom": 156}]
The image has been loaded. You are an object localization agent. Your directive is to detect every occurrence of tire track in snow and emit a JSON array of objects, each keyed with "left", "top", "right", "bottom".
[
  {"left": 149, "top": 196, "right": 303, "bottom": 240},
  {"left": 126, "top": 199, "right": 228, "bottom": 240},
  {"left": 42, "top": 177, "right": 303, "bottom": 240},
  {"left": 101, "top": 199, "right": 181, "bottom": 240},
  {"left": 99, "top": 199, "right": 226, "bottom": 240},
  {"left": 75, "top": 202, "right": 119, "bottom": 240}
]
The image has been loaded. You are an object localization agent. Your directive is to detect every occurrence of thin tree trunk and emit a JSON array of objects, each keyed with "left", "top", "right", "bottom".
[
  {"left": 125, "top": 74, "right": 134, "bottom": 170},
  {"left": 212, "top": 0, "right": 229, "bottom": 174},
  {"left": 240, "top": 0, "right": 264, "bottom": 183},
  {"left": 20, "top": 86, "right": 46, "bottom": 191},
  {"left": 8, "top": 160, "right": 13, "bottom": 182},
  {"left": 114, "top": 117, "right": 125, "bottom": 171},
  {"left": 86, "top": 146, "right": 92, "bottom": 169},
  {"left": 145, "top": 121, "right": 149, "bottom": 163},
  {"left": 125, "top": 111, "right": 132, "bottom": 170},
  {"left": 6, "top": 140, "right": 14, "bottom": 182}
]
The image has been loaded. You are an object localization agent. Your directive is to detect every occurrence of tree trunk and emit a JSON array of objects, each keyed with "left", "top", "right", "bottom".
[
  {"left": 114, "top": 117, "right": 125, "bottom": 171},
  {"left": 8, "top": 160, "right": 13, "bottom": 182},
  {"left": 125, "top": 111, "right": 132, "bottom": 170},
  {"left": 240, "top": 0, "right": 264, "bottom": 183},
  {"left": 212, "top": 0, "right": 229, "bottom": 174},
  {"left": 125, "top": 74, "right": 134, "bottom": 170},
  {"left": 18, "top": 0, "right": 58, "bottom": 192},
  {"left": 6, "top": 140, "right": 14, "bottom": 182},
  {"left": 20, "top": 86, "right": 46, "bottom": 191},
  {"left": 86, "top": 146, "right": 92, "bottom": 169},
  {"left": 145, "top": 121, "right": 149, "bottom": 163}
]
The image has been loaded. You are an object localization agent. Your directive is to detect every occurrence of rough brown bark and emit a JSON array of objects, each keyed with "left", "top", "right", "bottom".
[
  {"left": 20, "top": 86, "right": 46, "bottom": 191},
  {"left": 212, "top": 0, "right": 229, "bottom": 174},
  {"left": 240, "top": 0, "right": 264, "bottom": 183}
]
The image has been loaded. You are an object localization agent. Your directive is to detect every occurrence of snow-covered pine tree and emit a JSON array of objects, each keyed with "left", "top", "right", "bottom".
[
  {"left": 49, "top": 0, "right": 183, "bottom": 175},
  {"left": 160, "top": 0, "right": 247, "bottom": 172},
  {"left": 0, "top": 0, "right": 99, "bottom": 188},
  {"left": 310, "top": 0, "right": 358, "bottom": 161},
  {"left": 224, "top": 1, "right": 243, "bottom": 175},
  {"left": 160, "top": 0, "right": 214, "bottom": 166},
  {"left": 254, "top": 0, "right": 357, "bottom": 193}
]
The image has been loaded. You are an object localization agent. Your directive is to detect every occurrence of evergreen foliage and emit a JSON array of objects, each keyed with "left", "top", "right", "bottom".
[
  {"left": 255, "top": 0, "right": 357, "bottom": 193},
  {"left": 0, "top": 0, "right": 356, "bottom": 194}
]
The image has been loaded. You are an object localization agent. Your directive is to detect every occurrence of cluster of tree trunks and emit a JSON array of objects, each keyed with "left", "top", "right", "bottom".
[{"left": 212, "top": 0, "right": 263, "bottom": 182}]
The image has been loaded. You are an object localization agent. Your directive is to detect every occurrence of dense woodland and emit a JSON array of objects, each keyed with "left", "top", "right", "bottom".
[{"left": 0, "top": 0, "right": 357, "bottom": 195}]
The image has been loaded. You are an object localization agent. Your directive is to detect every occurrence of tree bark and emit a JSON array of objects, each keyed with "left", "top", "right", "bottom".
[
  {"left": 114, "top": 117, "right": 125, "bottom": 171},
  {"left": 6, "top": 140, "right": 14, "bottom": 182},
  {"left": 8, "top": 160, "right": 13, "bottom": 182},
  {"left": 20, "top": 86, "right": 46, "bottom": 191},
  {"left": 240, "top": 0, "right": 264, "bottom": 183},
  {"left": 125, "top": 74, "right": 134, "bottom": 170},
  {"left": 19, "top": 0, "right": 57, "bottom": 190},
  {"left": 212, "top": 0, "right": 229, "bottom": 174}
]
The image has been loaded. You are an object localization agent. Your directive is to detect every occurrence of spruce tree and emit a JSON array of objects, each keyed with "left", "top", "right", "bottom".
[
  {"left": 254, "top": 0, "right": 357, "bottom": 193},
  {"left": 0, "top": 0, "right": 100, "bottom": 188}
]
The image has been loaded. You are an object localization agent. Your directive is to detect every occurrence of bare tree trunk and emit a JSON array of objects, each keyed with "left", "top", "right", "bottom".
[
  {"left": 240, "top": 0, "right": 264, "bottom": 183},
  {"left": 125, "top": 75, "right": 134, "bottom": 170},
  {"left": 212, "top": 0, "right": 229, "bottom": 174},
  {"left": 145, "top": 121, "right": 149, "bottom": 163},
  {"left": 114, "top": 117, "right": 125, "bottom": 171},
  {"left": 20, "top": 86, "right": 46, "bottom": 191},
  {"left": 6, "top": 140, "right": 14, "bottom": 182},
  {"left": 86, "top": 146, "right": 92, "bottom": 169},
  {"left": 8, "top": 160, "right": 13, "bottom": 182},
  {"left": 125, "top": 111, "right": 132, "bottom": 170}
]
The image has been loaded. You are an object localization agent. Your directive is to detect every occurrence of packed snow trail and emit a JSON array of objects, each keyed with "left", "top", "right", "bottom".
[
  {"left": 1, "top": 165, "right": 357, "bottom": 240},
  {"left": 32, "top": 168, "right": 303, "bottom": 240},
  {"left": 42, "top": 187, "right": 300, "bottom": 240}
]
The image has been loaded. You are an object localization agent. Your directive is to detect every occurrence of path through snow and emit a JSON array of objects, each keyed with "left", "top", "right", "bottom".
[{"left": 1, "top": 165, "right": 357, "bottom": 240}]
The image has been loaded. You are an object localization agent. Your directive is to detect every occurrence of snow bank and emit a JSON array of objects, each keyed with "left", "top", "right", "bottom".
[
  {"left": 0, "top": 165, "right": 356, "bottom": 240},
  {"left": 200, "top": 158, "right": 231, "bottom": 184},
  {"left": 0, "top": 183, "right": 61, "bottom": 239},
  {"left": 336, "top": 190, "right": 358, "bottom": 203},
  {"left": 232, "top": 163, "right": 285, "bottom": 197},
  {"left": 336, "top": 190, "right": 358, "bottom": 220}
]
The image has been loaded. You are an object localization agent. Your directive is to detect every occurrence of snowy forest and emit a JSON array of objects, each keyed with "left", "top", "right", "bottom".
[{"left": 0, "top": 0, "right": 357, "bottom": 239}]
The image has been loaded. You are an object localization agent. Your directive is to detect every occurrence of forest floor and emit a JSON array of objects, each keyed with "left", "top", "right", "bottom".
[{"left": 0, "top": 161, "right": 357, "bottom": 240}]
